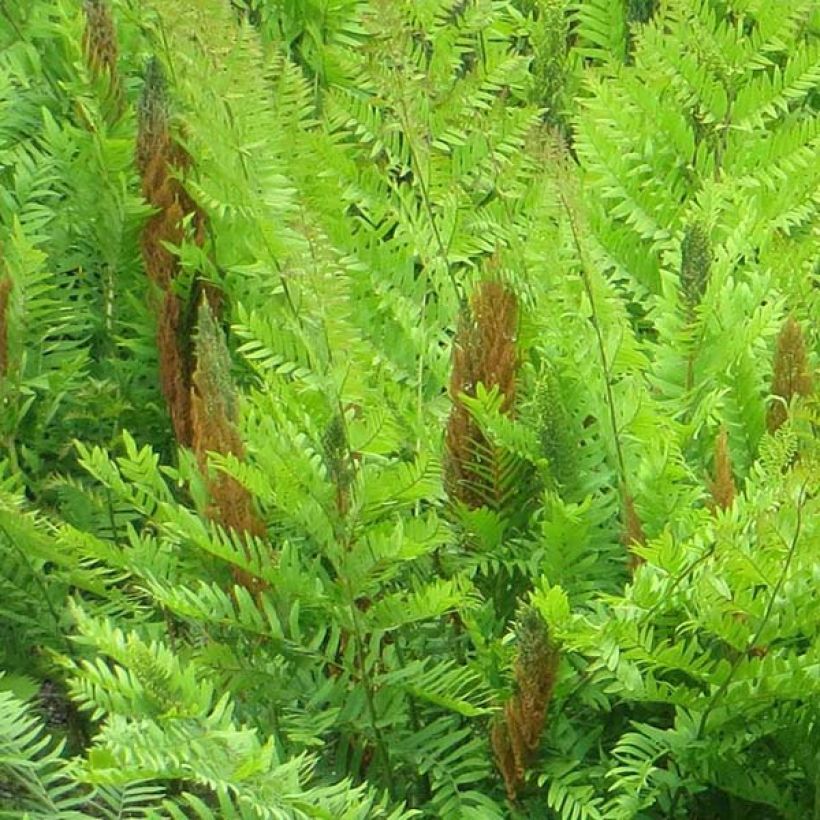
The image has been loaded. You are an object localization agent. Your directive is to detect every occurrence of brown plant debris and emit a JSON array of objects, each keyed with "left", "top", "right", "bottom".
[
  {"left": 708, "top": 426, "right": 736, "bottom": 511},
  {"left": 192, "top": 300, "right": 267, "bottom": 593},
  {"left": 445, "top": 280, "right": 518, "bottom": 508},
  {"left": 82, "top": 0, "right": 124, "bottom": 117},
  {"left": 767, "top": 316, "right": 813, "bottom": 434},
  {"left": 491, "top": 607, "right": 559, "bottom": 801}
]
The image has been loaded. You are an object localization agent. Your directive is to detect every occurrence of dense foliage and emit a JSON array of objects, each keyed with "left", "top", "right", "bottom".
[{"left": 0, "top": 1, "right": 818, "bottom": 817}]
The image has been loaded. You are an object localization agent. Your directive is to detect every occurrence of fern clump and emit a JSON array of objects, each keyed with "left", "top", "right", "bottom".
[{"left": 0, "top": 1, "right": 818, "bottom": 817}]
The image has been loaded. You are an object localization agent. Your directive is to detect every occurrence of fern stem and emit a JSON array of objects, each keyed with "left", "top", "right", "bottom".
[{"left": 348, "top": 599, "right": 395, "bottom": 796}]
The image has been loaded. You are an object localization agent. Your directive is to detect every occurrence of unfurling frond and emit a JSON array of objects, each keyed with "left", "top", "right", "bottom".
[
  {"left": 767, "top": 316, "right": 813, "bottom": 433},
  {"left": 445, "top": 281, "right": 518, "bottom": 509},
  {"left": 492, "top": 606, "right": 559, "bottom": 800},
  {"left": 708, "top": 426, "right": 736, "bottom": 511}
]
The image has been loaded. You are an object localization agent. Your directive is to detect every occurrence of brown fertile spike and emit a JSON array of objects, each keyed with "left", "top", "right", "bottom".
[
  {"left": 140, "top": 147, "right": 206, "bottom": 289},
  {"left": 490, "top": 717, "right": 518, "bottom": 801},
  {"left": 767, "top": 316, "right": 813, "bottom": 433},
  {"left": 191, "top": 301, "right": 267, "bottom": 594},
  {"left": 445, "top": 309, "right": 477, "bottom": 505},
  {"left": 491, "top": 608, "right": 559, "bottom": 801},
  {"left": 513, "top": 607, "right": 559, "bottom": 752},
  {"left": 0, "top": 275, "right": 11, "bottom": 378},
  {"left": 445, "top": 280, "right": 518, "bottom": 508},
  {"left": 136, "top": 58, "right": 210, "bottom": 448},
  {"left": 157, "top": 292, "right": 192, "bottom": 446},
  {"left": 708, "top": 426, "right": 736, "bottom": 511},
  {"left": 82, "top": 0, "right": 124, "bottom": 117},
  {"left": 470, "top": 280, "right": 518, "bottom": 411}
]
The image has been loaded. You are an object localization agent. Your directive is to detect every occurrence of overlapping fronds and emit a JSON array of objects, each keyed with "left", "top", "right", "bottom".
[{"left": 0, "top": 1, "right": 818, "bottom": 818}]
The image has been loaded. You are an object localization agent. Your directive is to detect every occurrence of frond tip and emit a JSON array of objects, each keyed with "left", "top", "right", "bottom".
[{"left": 136, "top": 57, "right": 169, "bottom": 175}]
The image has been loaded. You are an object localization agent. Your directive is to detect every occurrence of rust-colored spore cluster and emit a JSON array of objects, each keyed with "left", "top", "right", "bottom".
[
  {"left": 708, "top": 426, "right": 736, "bottom": 511},
  {"left": 767, "top": 316, "right": 813, "bottom": 434},
  {"left": 137, "top": 59, "right": 207, "bottom": 447},
  {"left": 82, "top": 0, "right": 124, "bottom": 117},
  {"left": 192, "top": 301, "right": 267, "bottom": 593},
  {"left": 0, "top": 275, "right": 11, "bottom": 378},
  {"left": 445, "top": 280, "right": 518, "bottom": 508},
  {"left": 491, "top": 607, "right": 559, "bottom": 801}
]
